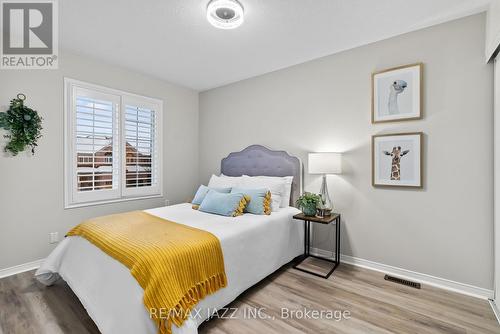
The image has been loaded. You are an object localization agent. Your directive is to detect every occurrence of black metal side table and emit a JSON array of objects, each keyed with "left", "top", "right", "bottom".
[{"left": 292, "top": 212, "right": 341, "bottom": 279}]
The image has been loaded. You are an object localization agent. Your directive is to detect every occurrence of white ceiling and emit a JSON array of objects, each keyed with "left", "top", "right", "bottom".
[{"left": 61, "top": 0, "right": 490, "bottom": 91}]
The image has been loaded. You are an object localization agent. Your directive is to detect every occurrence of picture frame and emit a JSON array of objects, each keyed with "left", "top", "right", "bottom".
[
  {"left": 372, "top": 132, "right": 423, "bottom": 188},
  {"left": 371, "top": 63, "right": 423, "bottom": 123}
]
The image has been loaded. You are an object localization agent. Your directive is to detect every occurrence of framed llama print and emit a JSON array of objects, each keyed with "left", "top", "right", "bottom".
[
  {"left": 372, "top": 63, "right": 423, "bottom": 123},
  {"left": 372, "top": 132, "right": 423, "bottom": 188}
]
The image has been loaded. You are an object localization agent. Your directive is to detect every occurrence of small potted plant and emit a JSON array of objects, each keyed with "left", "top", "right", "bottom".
[{"left": 295, "top": 192, "right": 321, "bottom": 216}]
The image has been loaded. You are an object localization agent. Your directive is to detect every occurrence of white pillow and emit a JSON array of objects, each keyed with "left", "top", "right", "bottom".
[
  {"left": 240, "top": 176, "right": 285, "bottom": 212},
  {"left": 244, "top": 175, "right": 293, "bottom": 207},
  {"left": 208, "top": 174, "right": 244, "bottom": 188},
  {"left": 281, "top": 176, "right": 294, "bottom": 207}
]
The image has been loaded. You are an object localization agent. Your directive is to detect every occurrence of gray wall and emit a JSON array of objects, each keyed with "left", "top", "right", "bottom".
[
  {"left": 0, "top": 51, "right": 199, "bottom": 270},
  {"left": 199, "top": 14, "right": 493, "bottom": 289}
]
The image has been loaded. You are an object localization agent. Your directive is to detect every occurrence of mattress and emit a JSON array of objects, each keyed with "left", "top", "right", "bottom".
[{"left": 36, "top": 203, "right": 303, "bottom": 334}]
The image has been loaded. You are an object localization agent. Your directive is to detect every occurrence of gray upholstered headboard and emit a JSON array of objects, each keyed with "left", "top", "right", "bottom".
[{"left": 221, "top": 145, "right": 303, "bottom": 206}]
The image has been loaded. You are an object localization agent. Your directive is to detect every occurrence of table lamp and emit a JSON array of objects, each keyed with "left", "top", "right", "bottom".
[{"left": 308, "top": 152, "right": 342, "bottom": 215}]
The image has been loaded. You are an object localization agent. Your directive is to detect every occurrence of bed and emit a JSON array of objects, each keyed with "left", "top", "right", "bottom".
[{"left": 36, "top": 145, "right": 304, "bottom": 334}]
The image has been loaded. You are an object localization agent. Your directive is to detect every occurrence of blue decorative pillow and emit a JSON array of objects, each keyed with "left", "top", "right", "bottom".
[
  {"left": 231, "top": 188, "right": 271, "bottom": 215},
  {"left": 192, "top": 185, "right": 231, "bottom": 208},
  {"left": 198, "top": 190, "right": 249, "bottom": 217}
]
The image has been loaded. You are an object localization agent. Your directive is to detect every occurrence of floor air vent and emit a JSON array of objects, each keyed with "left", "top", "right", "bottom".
[{"left": 384, "top": 274, "right": 421, "bottom": 289}]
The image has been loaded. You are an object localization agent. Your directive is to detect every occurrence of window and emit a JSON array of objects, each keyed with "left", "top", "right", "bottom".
[{"left": 64, "top": 78, "right": 163, "bottom": 207}]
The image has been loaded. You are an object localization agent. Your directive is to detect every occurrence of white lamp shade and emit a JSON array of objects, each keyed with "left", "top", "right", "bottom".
[{"left": 308, "top": 152, "right": 342, "bottom": 174}]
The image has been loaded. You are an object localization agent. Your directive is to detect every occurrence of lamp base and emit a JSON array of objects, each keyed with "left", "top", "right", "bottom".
[
  {"left": 316, "top": 208, "right": 332, "bottom": 219},
  {"left": 319, "top": 174, "right": 333, "bottom": 212}
]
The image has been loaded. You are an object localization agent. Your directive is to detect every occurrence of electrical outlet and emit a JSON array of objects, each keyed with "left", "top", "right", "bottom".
[
  {"left": 49, "top": 232, "right": 59, "bottom": 244},
  {"left": 165, "top": 199, "right": 170, "bottom": 206}
]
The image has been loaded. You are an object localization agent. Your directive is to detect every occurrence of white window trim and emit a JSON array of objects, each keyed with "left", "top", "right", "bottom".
[{"left": 64, "top": 78, "right": 163, "bottom": 209}]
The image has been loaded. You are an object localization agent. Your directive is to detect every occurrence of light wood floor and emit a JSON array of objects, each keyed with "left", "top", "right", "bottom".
[{"left": 0, "top": 259, "right": 498, "bottom": 334}]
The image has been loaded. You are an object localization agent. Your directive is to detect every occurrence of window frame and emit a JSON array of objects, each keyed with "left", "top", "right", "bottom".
[{"left": 64, "top": 78, "right": 163, "bottom": 209}]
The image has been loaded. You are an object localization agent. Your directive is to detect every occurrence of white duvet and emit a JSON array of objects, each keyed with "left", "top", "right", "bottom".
[{"left": 36, "top": 203, "right": 303, "bottom": 334}]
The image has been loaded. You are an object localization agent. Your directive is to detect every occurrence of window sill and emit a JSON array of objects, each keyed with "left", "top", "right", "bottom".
[{"left": 64, "top": 194, "right": 164, "bottom": 209}]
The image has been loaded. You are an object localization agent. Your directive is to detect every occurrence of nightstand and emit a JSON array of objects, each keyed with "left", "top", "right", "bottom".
[{"left": 292, "top": 212, "right": 341, "bottom": 279}]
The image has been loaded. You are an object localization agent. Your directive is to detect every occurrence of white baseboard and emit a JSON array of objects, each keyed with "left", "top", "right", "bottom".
[
  {"left": 310, "top": 247, "right": 494, "bottom": 300},
  {"left": 489, "top": 299, "right": 500, "bottom": 325},
  {"left": 0, "top": 259, "right": 43, "bottom": 279}
]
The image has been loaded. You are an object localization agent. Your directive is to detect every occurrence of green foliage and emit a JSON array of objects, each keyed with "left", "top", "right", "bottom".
[
  {"left": 295, "top": 192, "right": 322, "bottom": 210},
  {"left": 0, "top": 95, "right": 43, "bottom": 156}
]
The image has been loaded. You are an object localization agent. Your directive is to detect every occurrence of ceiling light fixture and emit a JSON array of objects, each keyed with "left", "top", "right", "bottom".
[{"left": 206, "top": 0, "right": 244, "bottom": 29}]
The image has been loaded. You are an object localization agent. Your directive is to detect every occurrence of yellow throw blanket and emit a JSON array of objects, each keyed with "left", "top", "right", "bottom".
[{"left": 67, "top": 211, "right": 227, "bottom": 334}]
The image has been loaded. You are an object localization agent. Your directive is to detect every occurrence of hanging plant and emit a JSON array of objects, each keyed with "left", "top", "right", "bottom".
[{"left": 0, "top": 94, "right": 43, "bottom": 156}]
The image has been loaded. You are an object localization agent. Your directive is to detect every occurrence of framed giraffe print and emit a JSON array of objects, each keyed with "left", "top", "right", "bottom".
[
  {"left": 372, "top": 132, "right": 423, "bottom": 188},
  {"left": 371, "top": 63, "right": 423, "bottom": 123}
]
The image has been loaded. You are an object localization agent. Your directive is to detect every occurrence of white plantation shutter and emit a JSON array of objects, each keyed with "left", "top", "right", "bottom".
[
  {"left": 65, "top": 79, "right": 162, "bottom": 208},
  {"left": 122, "top": 95, "right": 161, "bottom": 197},
  {"left": 75, "top": 97, "right": 115, "bottom": 191},
  {"left": 70, "top": 87, "right": 121, "bottom": 204}
]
